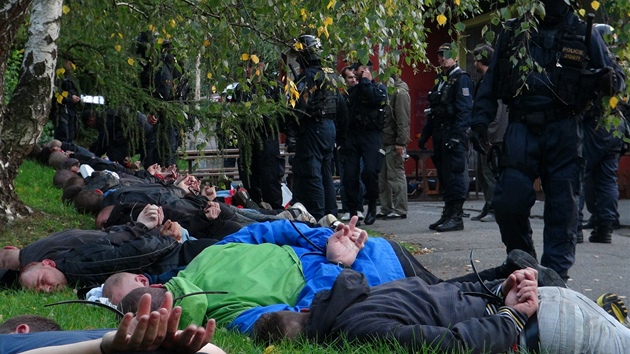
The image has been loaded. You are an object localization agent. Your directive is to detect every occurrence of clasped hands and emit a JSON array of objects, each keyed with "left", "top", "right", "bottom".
[{"left": 502, "top": 267, "right": 539, "bottom": 319}]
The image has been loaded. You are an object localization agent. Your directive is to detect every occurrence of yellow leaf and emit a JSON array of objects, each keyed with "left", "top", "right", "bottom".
[
  {"left": 71, "top": 62, "right": 76, "bottom": 71},
  {"left": 591, "top": 1, "right": 600, "bottom": 11},
  {"left": 55, "top": 93, "right": 63, "bottom": 104},
  {"left": 149, "top": 24, "right": 156, "bottom": 32},
  {"left": 118, "top": 32, "right": 123, "bottom": 39},
  {"left": 241, "top": 53, "right": 250, "bottom": 61},
  {"left": 166, "top": 33, "right": 172, "bottom": 39},
  {"left": 251, "top": 54, "right": 260, "bottom": 64},
  {"left": 293, "top": 42, "right": 304, "bottom": 51},
  {"left": 326, "top": 0, "right": 336, "bottom": 9},
  {"left": 110, "top": 33, "right": 115, "bottom": 38},
  {"left": 579, "top": 9, "right": 586, "bottom": 16},
  {"left": 255, "top": 69, "right": 260, "bottom": 76},
  {"left": 610, "top": 96, "right": 619, "bottom": 109},
  {"left": 203, "top": 39, "right": 210, "bottom": 47},
  {"left": 301, "top": 8, "right": 307, "bottom": 21},
  {"left": 323, "top": 17, "right": 333, "bottom": 27},
  {"left": 127, "top": 58, "right": 135, "bottom": 66},
  {"left": 157, "top": 38, "right": 164, "bottom": 44},
  {"left": 289, "top": 99, "right": 296, "bottom": 107},
  {"left": 115, "top": 45, "right": 122, "bottom": 52},
  {"left": 211, "top": 85, "right": 217, "bottom": 93},
  {"left": 56, "top": 68, "right": 65, "bottom": 77},
  {"left": 245, "top": 102, "right": 252, "bottom": 108},
  {"left": 62, "top": 5, "right": 70, "bottom": 14},
  {"left": 62, "top": 91, "right": 69, "bottom": 98},
  {"left": 455, "top": 0, "right": 460, "bottom": 5},
  {"left": 437, "top": 14, "right": 447, "bottom": 26},
  {"left": 263, "top": 345, "right": 276, "bottom": 354},
  {"left": 206, "top": 72, "right": 213, "bottom": 79},
  {"left": 170, "top": 19, "right": 176, "bottom": 27}
]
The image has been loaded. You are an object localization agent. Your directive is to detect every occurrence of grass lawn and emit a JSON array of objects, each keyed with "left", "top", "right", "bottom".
[{"left": 0, "top": 159, "right": 463, "bottom": 354}]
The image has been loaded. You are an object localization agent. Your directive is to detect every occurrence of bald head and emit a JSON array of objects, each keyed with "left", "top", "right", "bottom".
[{"left": 103, "top": 272, "right": 150, "bottom": 305}]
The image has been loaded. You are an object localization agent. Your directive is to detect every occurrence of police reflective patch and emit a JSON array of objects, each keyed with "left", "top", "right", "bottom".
[{"left": 462, "top": 87, "right": 470, "bottom": 96}]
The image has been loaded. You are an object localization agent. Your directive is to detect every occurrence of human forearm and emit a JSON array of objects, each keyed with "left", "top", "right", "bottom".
[{"left": 20, "top": 338, "right": 107, "bottom": 354}]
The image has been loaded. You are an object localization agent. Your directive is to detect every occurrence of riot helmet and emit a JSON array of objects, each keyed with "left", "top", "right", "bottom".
[
  {"left": 290, "top": 34, "right": 322, "bottom": 68},
  {"left": 594, "top": 24, "right": 616, "bottom": 46}
]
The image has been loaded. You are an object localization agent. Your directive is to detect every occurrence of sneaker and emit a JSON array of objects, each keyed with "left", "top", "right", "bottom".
[
  {"left": 597, "top": 293, "right": 630, "bottom": 328},
  {"left": 357, "top": 211, "right": 365, "bottom": 220},
  {"left": 503, "top": 249, "right": 566, "bottom": 288},
  {"left": 479, "top": 213, "right": 495, "bottom": 222},
  {"left": 386, "top": 212, "right": 407, "bottom": 219},
  {"left": 375, "top": 211, "right": 389, "bottom": 219},
  {"left": 318, "top": 214, "right": 341, "bottom": 229},
  {"left": 289, "top": 203, "right": 317, "bottom": 224},
  {"left": 340, "top": 212, "right": 351, "bottom": 221}
]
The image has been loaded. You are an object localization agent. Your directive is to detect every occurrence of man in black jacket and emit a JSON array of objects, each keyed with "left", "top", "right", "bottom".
[{"left": 0, "top": 204, "right": 217, "bottom": 291}]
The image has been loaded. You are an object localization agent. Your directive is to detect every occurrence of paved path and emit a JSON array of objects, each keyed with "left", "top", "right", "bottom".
[{"left": 365, "top": 196, "right": 630, "bottom": 301}]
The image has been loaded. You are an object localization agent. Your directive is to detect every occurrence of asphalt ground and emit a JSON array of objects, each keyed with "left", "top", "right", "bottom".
[{"left": 364, "top": 195, "right": 630, "bottom": 302}]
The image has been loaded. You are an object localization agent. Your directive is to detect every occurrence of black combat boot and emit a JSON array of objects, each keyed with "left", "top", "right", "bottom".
[
  {"left": 363, "top": 200, "right": 377, "bottom": 225},
  {"left": 429, "top": 204, "right": 451, "bottom": 230},
  {"left": 436, "top": 201, "right": 464, "bottom": 232},
  {"left": 589, "top": 223, "right": 612, "bottom": 243}
]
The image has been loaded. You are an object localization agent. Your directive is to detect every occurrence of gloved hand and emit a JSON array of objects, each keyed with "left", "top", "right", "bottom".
[
  {"left": 417, "top": 136, "right": 428, "bottom": 150},
  {"left": 597, "top": 67, "right": 617, "bottom": 97},
  {"left": 470, "top": 124, "right": 490, "bottom": 154},
  {"left": 286, "top": 136, "right": 297, "bottom": 153}
]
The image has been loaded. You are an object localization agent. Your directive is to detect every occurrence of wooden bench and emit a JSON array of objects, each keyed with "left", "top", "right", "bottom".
[{"left": 177, "top": 147, "right": 294, "bottom": 184}]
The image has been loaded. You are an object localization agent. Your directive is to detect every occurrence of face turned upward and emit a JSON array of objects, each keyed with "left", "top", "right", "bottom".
[{"left": 19, "top": 261, "right": 68, "bottom": 292}]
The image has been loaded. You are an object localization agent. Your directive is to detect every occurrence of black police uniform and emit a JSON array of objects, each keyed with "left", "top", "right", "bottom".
[
  {"left": 54, "top": 74, "right": 80, "bottom": 144},
  {"left": 291, "top": 66, "right": 345, "bottom": 220},
  {"left": 343, "top": 74, "right": 388, "bottom": 225},
  {"left": 233, "top": 81, "right": 286, "bottom": 210},
  {"left": 471, "top": 5, "right": 625, "bottom": 279},
  {"left": 419, "top": 63, "right": 474, "bottom": 231}
]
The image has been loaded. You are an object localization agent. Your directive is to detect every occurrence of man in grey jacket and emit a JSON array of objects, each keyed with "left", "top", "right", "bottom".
[{"left": 377, "top": 74, "right": 411, "bottom": 219}]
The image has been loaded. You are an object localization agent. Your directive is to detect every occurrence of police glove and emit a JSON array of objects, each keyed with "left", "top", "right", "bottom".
[
  {"left": 417, "top": 136, "right": 428, "bottom": 150},
  {"left": 470, "top": 124, "right": 490, "bottom": 154},
  {"left": 596, "top": 67, "right": 618, "bottom": 97},
  {"left": 286, "top": 136, "right": 297, "bottom": 153}
]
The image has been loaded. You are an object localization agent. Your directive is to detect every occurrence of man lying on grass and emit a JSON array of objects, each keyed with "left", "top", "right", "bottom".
[{"left": 112, "top": 216, "right": 565, "bottom": 336}]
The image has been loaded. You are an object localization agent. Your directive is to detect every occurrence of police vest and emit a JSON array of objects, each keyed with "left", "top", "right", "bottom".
[
  {"left": 494, "top": 16, "right": 592, "bottom": 110},
  {"left": 296, "top": 68, "right": 338, "bottom": 122},
  {"left": 428, "top": 68, "right": 469, "bottom": 123}
]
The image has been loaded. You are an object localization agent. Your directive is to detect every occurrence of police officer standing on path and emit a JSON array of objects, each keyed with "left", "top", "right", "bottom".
[
  {"left": 417, "top": 43, "right": 474, "bottom": 232},
  {"left": 288, "top": 34, "right": 347, "bottom": 221},
  {"left": 578, "top": 23, "right": 627, "bottom": 244},
  {"left": 343, "top": 60, "right": 388, "bottom": 225},
  {"left": 471, "top": 0, "right": 625, "bottom": 280}
]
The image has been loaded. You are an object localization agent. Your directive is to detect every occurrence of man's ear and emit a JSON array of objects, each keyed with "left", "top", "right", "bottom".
[
  {"left": 41, "top": 259, "right": 57, "bottom": 268},
  {"left": 136, "top": 274, "right": 150, "bottom": 286},
  {"left": 15, "top": 324, "right": 30, "bottom": 334}
]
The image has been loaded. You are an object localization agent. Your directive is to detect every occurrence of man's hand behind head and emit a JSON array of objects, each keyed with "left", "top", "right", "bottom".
[{"left": 136, "top": 204, "right": 164, "bottom": 230}]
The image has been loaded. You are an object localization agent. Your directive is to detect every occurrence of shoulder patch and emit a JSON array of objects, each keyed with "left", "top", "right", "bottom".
[{"left": 462, "top": 87, "right": 470, "bottom": 96}]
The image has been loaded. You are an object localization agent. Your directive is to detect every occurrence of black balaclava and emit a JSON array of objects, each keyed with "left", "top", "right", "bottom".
[{"left": 540, "top": 0, "right": 570, "bottom": 24}]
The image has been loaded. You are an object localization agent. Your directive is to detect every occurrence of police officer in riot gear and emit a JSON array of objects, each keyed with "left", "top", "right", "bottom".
[
  {"left": 578, "top": 23, "right": 626, "bottom": 244},
  {"left": 418, "top": 43, "right": 474, "bottom": 232},
  {"left": 288, "top": 34, "right": 347, "bottom": 220},
  {"left": 342, "top": 60, "right": 388, "bottom": 225},
  {"left": 471, "top": 0, "right": 625, "bottom": 280}
]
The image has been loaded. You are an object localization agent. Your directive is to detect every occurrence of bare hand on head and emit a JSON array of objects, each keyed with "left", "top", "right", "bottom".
[
  {"left": 503, "top": 267, "right": 539, "bottom": 319},
  {"left": 137, "top": 204, "right": 164, "bottom": 230},
  {"left": 147, "top": 114, "right": 158, "bottom": 125},
  {"left": 204, "top": 201, "right": 221, "bottom": 220},
  {"left": 326, "top": 216, "right": 368, "bottom": 266},
  {"left": 147, "top": 163, "right": 160, "bottom": 175},
  {"left": 101, "top": 292, "right": 214, "bottom": 354},
  {"left": 160, "top": 220, "right": 183, "bottom": 243},
  {"left": 202, "top": 185, "right": 217, "bottom": 201}
]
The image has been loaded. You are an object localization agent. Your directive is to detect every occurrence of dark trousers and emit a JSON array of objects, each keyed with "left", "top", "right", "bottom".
[
  {"left": 579, "top": 120, "right": 622, "bottom": 226},
  {"left": 431, "top": 126, "right": 469, "bottom": 202},
  {"left": 239, "top": 135, "right": 285, "bottom": 210},
  {"left": 493, "top": 118, "right": 582, "bottom": 279},
  {"left": 342, "top": 130, "right": 383, "bottom": 214},
  {"left": 292, "top": 119, "right": 337, "bottom": 220}
]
